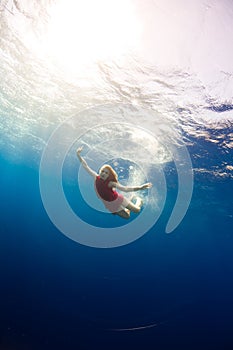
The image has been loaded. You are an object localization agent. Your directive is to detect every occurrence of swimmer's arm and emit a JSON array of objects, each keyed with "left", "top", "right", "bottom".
[
  {"left": 109, "top": 181, "right": 152, "bottom": 192},
  {"left": 76, "top": 147, "right": 98, "bottom": 178}
]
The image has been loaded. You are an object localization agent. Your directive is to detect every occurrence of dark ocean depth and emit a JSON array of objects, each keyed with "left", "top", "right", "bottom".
[{"left": 1, "top": 134, "right": 233, "bottom": 350}]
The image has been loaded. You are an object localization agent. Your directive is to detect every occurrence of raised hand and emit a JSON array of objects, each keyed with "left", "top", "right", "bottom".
[
  {"left": 141, "top": 182, "right": 153, "bottom": 190},
  {"left": 76, "top": 146, "right": 83, "bottom": 156}
]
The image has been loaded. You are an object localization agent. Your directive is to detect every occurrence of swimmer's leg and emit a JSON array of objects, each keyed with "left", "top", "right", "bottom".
[
  {"left": 114, "top": 208, "right": 130, "bottom": 219},
  {"left": 126, "top": 197, "right": 143, "bottom": 214}
]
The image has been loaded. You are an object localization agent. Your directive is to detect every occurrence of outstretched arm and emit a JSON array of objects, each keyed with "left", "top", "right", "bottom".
[
  {"left": 76, "top": 147, "right": 98, "bottom": 178},
  {"left": 110, "top": 181, "right": 152, "bottom": 192}
]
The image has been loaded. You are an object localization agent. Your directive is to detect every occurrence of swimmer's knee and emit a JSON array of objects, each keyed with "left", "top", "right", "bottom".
[
  {"left": 132, "top": 206, "right": 141, "bottom": 214},
  {"left": 127, "top": 198, "right": 143, "bottom": 214}
]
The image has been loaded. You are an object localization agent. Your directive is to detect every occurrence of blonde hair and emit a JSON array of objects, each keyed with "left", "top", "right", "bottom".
[{"left": 99, "top": 164, "right": 118, "bottom": 182}]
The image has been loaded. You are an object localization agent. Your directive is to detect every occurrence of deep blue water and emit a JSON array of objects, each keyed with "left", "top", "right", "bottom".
[{"left": 1, "top": 135, "right": 233, "bottom": 350}]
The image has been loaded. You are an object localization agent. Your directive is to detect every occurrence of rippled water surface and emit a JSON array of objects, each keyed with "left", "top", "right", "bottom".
[{"left": 0, "top": 0, "right": 233, "bottom": 170}]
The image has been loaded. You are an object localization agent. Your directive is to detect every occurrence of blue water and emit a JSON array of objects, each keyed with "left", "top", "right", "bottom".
[
  {"left": 1, "top": 133, "right": 233, "bottom": 349},
  {"left": 1, "top": 1, "right": 233, "bottom": 349}
]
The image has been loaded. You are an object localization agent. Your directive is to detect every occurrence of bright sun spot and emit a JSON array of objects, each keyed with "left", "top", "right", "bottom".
[{"left": 43, "top": 0, "right": 142, "bottom": 73}]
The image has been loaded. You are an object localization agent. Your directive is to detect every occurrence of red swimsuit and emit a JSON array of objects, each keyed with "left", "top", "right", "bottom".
[{"left": 95, "top": 176, "right": 124, "bottom": 213}]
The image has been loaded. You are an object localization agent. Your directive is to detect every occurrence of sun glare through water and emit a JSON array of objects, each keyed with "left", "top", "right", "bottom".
[{"left": 43, "top": 0, "right": 142, "bottom": 74}]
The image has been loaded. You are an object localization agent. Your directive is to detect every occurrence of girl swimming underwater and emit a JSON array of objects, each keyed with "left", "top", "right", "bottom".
[{"left": 77, "top": 147, "right": 152, "bottom": 219}]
